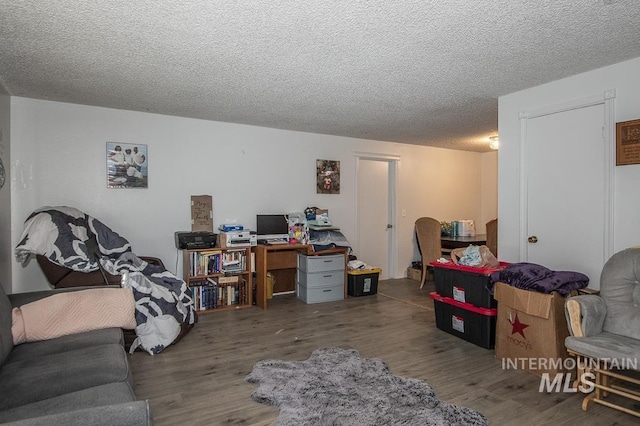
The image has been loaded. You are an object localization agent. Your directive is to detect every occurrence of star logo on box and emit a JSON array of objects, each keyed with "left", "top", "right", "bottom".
[{"left": 509, "top": 313, "right": 530, "bottom": 338}]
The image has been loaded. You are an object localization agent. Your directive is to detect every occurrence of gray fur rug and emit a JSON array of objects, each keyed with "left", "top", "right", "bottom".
[{"left": 245, "top": 347, "right": 488, "bottom": 425}]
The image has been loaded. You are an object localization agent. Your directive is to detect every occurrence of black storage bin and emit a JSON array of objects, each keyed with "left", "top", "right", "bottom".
[
  {"left": 429, "top": 292, "right": 497, "bottom": 349},
  {"left": 347, "top": 268, "right": 380, "bottom": 297},
  {"left": 431, "top": 261, "right": 508, "bottom": 309}
]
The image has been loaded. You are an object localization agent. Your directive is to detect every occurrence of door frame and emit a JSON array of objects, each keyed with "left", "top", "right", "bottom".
[
  {"left": 354, "top": 152, "right": 400, "bottom": 279},
  {"left": 518, "top": 89, "right": 616, "bottom": 264}
]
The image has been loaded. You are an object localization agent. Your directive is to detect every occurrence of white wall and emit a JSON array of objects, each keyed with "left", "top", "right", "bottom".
[
  {"left": 0, "top": 89, "right": 10, "bottom": 293},
  {"left": 498, "top": 56, "right": 640, "bottom": 264},
  {"left": 8, "top": 97, "right": 496, "bottom": 293}
]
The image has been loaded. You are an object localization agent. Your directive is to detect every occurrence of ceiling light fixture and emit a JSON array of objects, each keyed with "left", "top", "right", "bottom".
[{"left": 489, "top": 136, "right": 499, "bottom": 150}]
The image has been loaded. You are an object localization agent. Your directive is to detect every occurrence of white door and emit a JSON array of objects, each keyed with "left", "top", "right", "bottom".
[
  {"left": 357, "top": 159, "right": 391, "bottom": 279},
  {"left": 525, "top": 103, "right": 606, "bottom": 288}
]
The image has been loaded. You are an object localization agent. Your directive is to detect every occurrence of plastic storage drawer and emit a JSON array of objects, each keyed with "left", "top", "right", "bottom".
[
  {"left": 297, "top": 284, "right": 343, "bottom": 304},
  {"left": 297, "top": 254, "right": 345, "bottom": 273},
  {"left": 297, "top": 269, "right": 344, "bottom": 288},
  {"left": 429, "top": 292, "right": 497, "bottom": 349}
]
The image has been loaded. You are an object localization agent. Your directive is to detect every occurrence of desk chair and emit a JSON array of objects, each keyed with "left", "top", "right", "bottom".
[
  {"left": 414, "top": 217, "right": 442, "bottom": 289},
  {"left": 486, "top": 218, "right": 498, "bottom": 257}
]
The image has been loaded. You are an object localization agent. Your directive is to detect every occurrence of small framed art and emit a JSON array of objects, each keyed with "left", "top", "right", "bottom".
[
  {"left": 616, "top": 119, "right": 640, "bottom": 166},
  {"left": 316, "top": 159, "right": 340, "bottom": 194},
  {"left": 107, "top": 142, "right": 148, "bottom": 188}
]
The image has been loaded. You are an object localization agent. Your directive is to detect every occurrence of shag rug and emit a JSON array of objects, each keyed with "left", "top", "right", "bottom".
[{"left": 245, "top": 347, "right": 488, "bottom": 425}]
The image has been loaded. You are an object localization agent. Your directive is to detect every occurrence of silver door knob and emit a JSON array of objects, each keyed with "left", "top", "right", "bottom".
[{"left": 528, "top": 236, "right": 538, "bottom": 243}]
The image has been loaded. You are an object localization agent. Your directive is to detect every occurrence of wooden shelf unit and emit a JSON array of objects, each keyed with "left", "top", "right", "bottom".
[{"left": 182, "top": 246, "right": 252, "bottom": 313}]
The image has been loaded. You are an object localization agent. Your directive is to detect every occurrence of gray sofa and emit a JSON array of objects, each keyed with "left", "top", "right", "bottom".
[{"left": 0, "top": 285, "right": 152, "bottom": 425}]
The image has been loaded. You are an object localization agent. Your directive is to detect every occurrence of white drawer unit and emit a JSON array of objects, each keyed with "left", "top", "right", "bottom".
[
  {"left": 297, "top": 254, "right": 344, "bottom": 273},
  {"left": 296, "top": 253, "right": 345, "bottom": 304}
]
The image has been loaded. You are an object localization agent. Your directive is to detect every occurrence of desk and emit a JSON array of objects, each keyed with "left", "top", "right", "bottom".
[
  {"left": 441, "top": 234, "right": 487, "bottom": 252},
  {"left": 253, "top": 244, "right": 348, "bottom": 309}
]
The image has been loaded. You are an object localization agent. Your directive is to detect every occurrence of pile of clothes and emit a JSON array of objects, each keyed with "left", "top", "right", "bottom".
[{"left": 489, "top": 262, "right": 589, "bottom": 296}]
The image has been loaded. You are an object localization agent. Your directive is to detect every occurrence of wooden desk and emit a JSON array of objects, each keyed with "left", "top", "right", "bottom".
[
  {"left": 254, "top": 244, "right": 348, "bottom": 309},
  {"left": 441, "top": 234, "right": 487, "bottom": 252}
]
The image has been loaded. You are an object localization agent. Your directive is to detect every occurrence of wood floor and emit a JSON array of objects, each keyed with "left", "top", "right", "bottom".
[{"left": 129, "top": 278, "right": 639, "bottom": 425}]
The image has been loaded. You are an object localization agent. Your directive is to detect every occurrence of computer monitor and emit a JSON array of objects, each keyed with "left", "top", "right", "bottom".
[{"left": 256, "top": 214, "right": 289, "bottom": 241}]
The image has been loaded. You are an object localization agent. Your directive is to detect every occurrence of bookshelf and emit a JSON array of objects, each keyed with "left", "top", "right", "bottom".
[{"left": 182, "top": 246, "right": 252, "bottom": 313}]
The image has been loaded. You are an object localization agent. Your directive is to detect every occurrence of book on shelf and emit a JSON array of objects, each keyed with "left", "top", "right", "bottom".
[
  {"left": 189, "top": 250, "right": 223, "bottom": 277},
  {"left": 206, "top": 278, "right": 218, "bottom": 310},
  {"left": 187, "top": 247, "right": 248, "bottom": 277},
  {"left": 192, "top": 278, "right": 249, "bottom": 309},
  {"left": 185, "top": 247, "right": 250, "bottom": 310},
  {"left": 221, "top": 250, "right": 247, "bottom": 273},
  {"left": 218, "top": 275, "right": 239, "bottom": 284},
  {"left": 188, "top": 277, "right": 220, "bottom": 311}
]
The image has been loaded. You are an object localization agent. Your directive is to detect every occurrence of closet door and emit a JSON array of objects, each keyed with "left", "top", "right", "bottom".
[{"left": 524, "top": 102, "right": 607, "bottom": 288}]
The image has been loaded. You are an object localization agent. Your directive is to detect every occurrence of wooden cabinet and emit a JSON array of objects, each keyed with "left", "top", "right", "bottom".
[{"left": 182, "top": 246, "right": 252, "bottom": 313}]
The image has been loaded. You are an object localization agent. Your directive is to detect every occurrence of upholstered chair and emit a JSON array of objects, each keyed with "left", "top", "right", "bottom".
[{"left": 564, "top": 247, "right": 640, "bottom": 416}]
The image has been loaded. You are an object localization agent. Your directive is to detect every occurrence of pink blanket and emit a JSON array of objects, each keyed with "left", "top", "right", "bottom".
[{"left": 12, "top": 288, "right": 136, "bottom": 345}]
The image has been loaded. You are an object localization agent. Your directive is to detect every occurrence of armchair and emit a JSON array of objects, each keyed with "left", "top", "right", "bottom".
[{"left": 564, "top": 247, "right": 640, "bottom": 417}]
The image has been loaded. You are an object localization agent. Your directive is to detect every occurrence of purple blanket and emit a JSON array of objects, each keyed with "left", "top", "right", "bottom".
[{"left": 489, "top": 262, "right": 589, "bottom": 296}]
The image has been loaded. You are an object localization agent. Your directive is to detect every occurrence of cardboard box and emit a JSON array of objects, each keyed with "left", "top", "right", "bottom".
[
  {"left": 191, "top": 195, "right": 213, "bottom": 232},
  {"left": 494, "top": 282, "right": 573, "bottom": 377},
  {"left": 407, "top": 267, "right": 421, "bottom": 281}
]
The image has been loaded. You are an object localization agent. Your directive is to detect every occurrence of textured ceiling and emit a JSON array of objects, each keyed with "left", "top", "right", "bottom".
[{"left": 1, "top": 1, "right": 639, "bottom": 152}]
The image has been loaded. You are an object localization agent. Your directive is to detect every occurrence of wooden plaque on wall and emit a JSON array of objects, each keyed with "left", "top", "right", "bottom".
[{"left": 616, "top": 119, "right": 640, "bottom": 166}]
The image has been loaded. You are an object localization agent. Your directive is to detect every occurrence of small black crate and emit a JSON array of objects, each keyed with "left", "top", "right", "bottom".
[
  {"left": 347, "top": 268, "right": 380, "bottom": 297},
  {"left": 429, "top": 292, "right": 497, "bottom": 349},
  {"left": 431, "top": 261, "right": 508, "bottom": 309}
]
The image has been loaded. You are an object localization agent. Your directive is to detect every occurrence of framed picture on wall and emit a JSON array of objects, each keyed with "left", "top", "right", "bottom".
[
  {"left": 616, "top": 119, "right": 640, "bottom": 166},
  {"left": 106, "top": 142, "right": 148, "bottom": 188},
  {"left": 316, "top": 159, "right": 340, "bottom": 194}
]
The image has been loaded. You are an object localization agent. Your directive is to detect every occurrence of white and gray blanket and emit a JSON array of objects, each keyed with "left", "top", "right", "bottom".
[{"left": 14, "top": 206, "right": 197, "bottom": 355}]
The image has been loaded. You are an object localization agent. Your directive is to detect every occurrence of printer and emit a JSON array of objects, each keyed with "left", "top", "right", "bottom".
[
  {"left": 219, "top": 230, "right": 257, "bottom": 248},
  {"left": 174, "top": 231, "right": 217, "bottom": 250}
]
